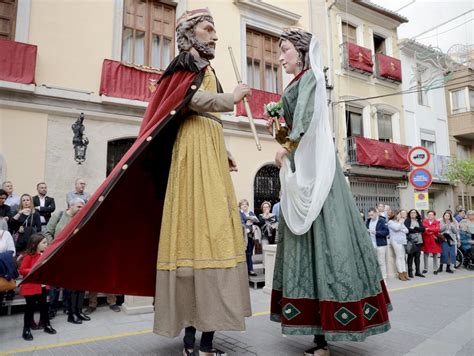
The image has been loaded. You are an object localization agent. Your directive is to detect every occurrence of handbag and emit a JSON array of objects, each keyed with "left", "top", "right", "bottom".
[
  {"left": 405, "top": 240, "right": 419, "bottom": 254},
  {"left": 0, "top": 277, "right": 16, "bottom": 292}
]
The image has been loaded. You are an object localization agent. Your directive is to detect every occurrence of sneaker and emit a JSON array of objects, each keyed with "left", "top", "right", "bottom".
[
  {"left": 199, "top": 349, "right": 227, "bottom": 356},
  {"left": 183, "top": 348, "right": 196, "bottom": 356},
  {"left": 304, "top": 345, "right": 330, "bottom": 356},
  {"left": 248, "top": 271, "right": 257, "bottom": 277},
  {"left": 84, "top": 306, "right": 96, "bottom": 315},
  {"left": 422, "top": 270, "right": 428, "bottom": 274},
  {"left": 109, "top": 304, "right": 121, "bottom": 312}
]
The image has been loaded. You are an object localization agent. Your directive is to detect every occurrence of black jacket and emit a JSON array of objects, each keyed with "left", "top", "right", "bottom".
[
  {"left": 0, "top": 204, "right": 12, "bottom": 219},
  {"left": 366, "top": 217, "right": 390, "bottom": 247},
  {"left": 32, "top": 195, "right": 56, "bottom": 224}
]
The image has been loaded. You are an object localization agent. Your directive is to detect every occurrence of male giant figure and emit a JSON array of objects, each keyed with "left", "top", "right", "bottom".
[{"left": 25, "top": 8, "right": 251, "bottom": 356}]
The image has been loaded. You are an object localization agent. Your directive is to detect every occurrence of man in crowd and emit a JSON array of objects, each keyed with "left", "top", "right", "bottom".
[
  {"left": 66, "top": 178, "right": 90, "bottom": 207},
  {"left": 366, "top": 208, "right": 390, "bottom": 279},
  {"left": 2, "top": 181, "right": 20, "bottom": 213},
  {"left": 455, "top": 209, "right": 466, "bottom": 223},
  {"left": 377, "top": 202, "right": 387, "bottom": 219},
  {"left": 33, "top": 182, "right": 56, "bottom": 230},
  {"left": 0, "top": 189, "right": 12, "bottom": 228}
]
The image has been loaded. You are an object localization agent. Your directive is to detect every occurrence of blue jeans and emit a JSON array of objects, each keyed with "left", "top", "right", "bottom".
[{"left": 440, "top": 241, "right": 456, "bottom": 264}]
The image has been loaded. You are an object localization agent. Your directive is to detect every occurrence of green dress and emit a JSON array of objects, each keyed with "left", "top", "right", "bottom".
[{"left": 270, "top": 70, "right": 392, "bottom": 342}]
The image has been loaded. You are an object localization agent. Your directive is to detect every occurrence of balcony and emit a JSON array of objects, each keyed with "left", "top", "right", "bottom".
[
  {"left": 425, "top": 155, "right": 452, "bottom": 182},
  {"left": 449, "top": 112, "right": 474, "bottom": 140},
  {"left": 340, "top": 42, "right": 374, "bottom": 75},
  {"left": 99, "top": 59, "right": 162, "bottom": 102},
  {"left": 0, "top": 39, "right": 37, "bottom": 85},
  {"left": 346, "top": 136, "right": 410, "bottom": 171},
  {"left": 236, "top": 88, "right": 281, "bottom": 120},
  {"left": 375, "top": 53, "right": 402, "bottom": 83}
]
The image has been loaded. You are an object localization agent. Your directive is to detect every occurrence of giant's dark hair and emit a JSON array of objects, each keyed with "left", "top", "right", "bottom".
[{"left": 279, "top": 28, "right": 313, "bottom": 70}]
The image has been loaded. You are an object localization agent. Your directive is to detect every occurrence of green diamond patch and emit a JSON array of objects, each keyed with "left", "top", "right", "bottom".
[
  {"left": 282, "top": 303, "right": 301, "bottom": 321},
  {"left": 362, "top": 303, "right": 378, "bottom": 320},
  {"left": 334, "top": 307, "right": 356, "bottom": 326}
]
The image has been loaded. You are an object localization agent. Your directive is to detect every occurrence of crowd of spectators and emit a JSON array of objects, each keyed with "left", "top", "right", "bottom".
[{"left": 0, "top": 179, "right": 121, "bottom": 341}]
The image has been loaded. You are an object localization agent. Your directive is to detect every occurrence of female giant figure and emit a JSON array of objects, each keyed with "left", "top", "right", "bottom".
[{"left": 269, "top": 28, "right": 391, "bottom": 355}]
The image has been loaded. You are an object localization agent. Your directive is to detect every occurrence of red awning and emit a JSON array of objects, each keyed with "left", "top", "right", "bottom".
[
  {"left": 376, "top": 53, "right": 402, "bottom": 82},
  {"left": 99, "top": 59, "right": 162, "bottom": 102},
  {"left": 347, "top": 42, "right": 373, "bottom": 74},
  {"left": 355, "top": 136, "right": 410, "bottom": 171},
  {"left": 236, "top": 88, "right": 281, "bottom": 120},
  {"left": 0, "top": 39, "right": 37, "bottom": 84}
]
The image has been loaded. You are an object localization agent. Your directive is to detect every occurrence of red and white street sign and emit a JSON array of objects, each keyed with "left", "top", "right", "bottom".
[
  {"left": 409, "top": 168, "right": 433, "bottom": 191},
  {"left": 407, "top": 146, "right": 431, "bottom": 167}
]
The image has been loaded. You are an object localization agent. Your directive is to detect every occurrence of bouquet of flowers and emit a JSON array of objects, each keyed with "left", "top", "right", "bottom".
[
  {"left": 264, "top": 101, "right": 284, "bottom": 138},
  {"left": 264, "top": 101, "right": 284, "bottom": 118}
]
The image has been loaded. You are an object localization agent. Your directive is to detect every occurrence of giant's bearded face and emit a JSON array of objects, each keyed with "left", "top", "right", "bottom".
[{"left": 176, "top": 16, "right": 217, "bottom": 60}]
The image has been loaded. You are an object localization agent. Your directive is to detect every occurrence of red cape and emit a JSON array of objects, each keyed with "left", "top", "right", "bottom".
[{"left": 23, "top": 66, "right": 205, "bottom": 296}]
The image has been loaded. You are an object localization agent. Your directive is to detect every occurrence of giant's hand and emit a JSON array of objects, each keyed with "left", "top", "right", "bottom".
[
  {"left": 275, "top": 148, "right": 289, "bottom": 168},
  {"left": 233, "top": 84, "right": 251, "bottom": 103}
]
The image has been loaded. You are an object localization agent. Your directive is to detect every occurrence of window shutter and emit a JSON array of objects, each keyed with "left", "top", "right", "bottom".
[{"left": 0, "top": 0, "right": 17, "bottom": 40}]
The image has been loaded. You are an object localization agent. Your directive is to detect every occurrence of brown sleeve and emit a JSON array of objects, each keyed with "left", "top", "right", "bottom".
[{"left": 189, "top": 91, "right": 234, "bottom": 112}]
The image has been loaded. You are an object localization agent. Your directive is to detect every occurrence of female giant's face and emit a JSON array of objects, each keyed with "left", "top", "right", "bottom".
[{"left": 279, "top": 40, "right": 300, "bottom": 76}]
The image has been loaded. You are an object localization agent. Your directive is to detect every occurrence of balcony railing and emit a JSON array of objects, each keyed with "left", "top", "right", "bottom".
[
  {"left": 346, "top": 136, "right": 410, "bottom": 171},
  {"left": 99, "top": 59, "right": 162, "bottom": 102},
  {"left": 375, "top": 53, "right": 402, "bottom": 83},
  {"left": 340, "top": 42, "right": 374, "bottom": 75},
  {"left": 0, "top": 39, "right": 37, "bottom": 85},
  {"left": 425, "top": 154, "right": 452, "bottom": 182},
  {"left": 236, "top": 88, "right": 281, "bottom": 120}
]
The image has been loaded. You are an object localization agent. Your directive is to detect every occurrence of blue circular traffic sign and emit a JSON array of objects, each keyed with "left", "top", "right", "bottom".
[{"left": 409, "top": 168, "right": 433, "bottom": 190}]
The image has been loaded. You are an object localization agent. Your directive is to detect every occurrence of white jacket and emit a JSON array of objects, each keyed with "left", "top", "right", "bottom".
[{"left": 388, "top": 220, "right": 409, "bottom": 245}]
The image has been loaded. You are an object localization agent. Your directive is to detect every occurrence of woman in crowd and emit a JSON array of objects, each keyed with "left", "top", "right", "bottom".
[
  {"left": 459, "top": 210, "right": 474, "bottom": 265},
  {"left": 388, "top": 210, "right": 409, "bottom": 281},
  {"left": 258, "top": 201, "right": 277, "bottom": 245},
  {"left": 421, "top": 210, "right": 441, "bottom": 274},
  {"left": 239, "top": 199, "right": 259, "bottom": 276},
  {"left": 0, "top": 226, "right": 16, "bottom": 308},
  {"left": 19, "top": 233, "right": 56, "bottom": 341},
  {"left": 404, "top": 209, "right": 425, "bottom": 278},
  {"left": 10, "top": 194, "right": 41, "bottom": 254},
  {"left": 45, "top": 198, "right": 89, "bottom": 324},
  {"left": 439, "top": 211, "right": 458, "bottom": 273}
]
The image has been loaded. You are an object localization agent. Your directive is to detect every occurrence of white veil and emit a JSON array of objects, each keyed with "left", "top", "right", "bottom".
[{"left": 280, "top": 37, "right": 336, "bottom": 235}]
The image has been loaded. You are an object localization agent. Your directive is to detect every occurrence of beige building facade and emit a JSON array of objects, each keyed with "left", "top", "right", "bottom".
[
  {"left": 444, "top": 66, "right": 474, "bottom": 210},
  {"left": 326, "top": 0, "right": 411, "bottom": 215},
  {"left": 0, "top": 0, "right": 316, "bottom": 212}
]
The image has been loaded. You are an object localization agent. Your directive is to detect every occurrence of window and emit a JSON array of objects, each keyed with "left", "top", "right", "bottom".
[
  {"left": 345, "top": 105, "right": 363, "bottom": 137},
  {"left": 107, "top": 138, "right": 135, "bottom": 176},
  {"left": 122, "top": 0, "right": 175, "bottom": 69},
  {"left": 421, "top": 139, "right": 436, "bottom": 155},
  {"left": 341, "top": 21, "right": 357, "bottom": 44},
  {"left": 246, "top": 28, "right": 282, "bottom": 94},
  {"left": 451, "top": 88, "right": 467, "bottom": 114},
  {"left": 0, "top": 0, "right": 17, "bottom": 40},
  {"left": 377, "top": 111, "right": 392, "bottom": 142},
  {"left": 457, "top": 144, "right": 470, "bottom": 160},
  {"left": 373, "top": 34, "right": 386, "bottom": 54},
  {"left": 416, "top": 65, "right": 429, "bottom": 106}
]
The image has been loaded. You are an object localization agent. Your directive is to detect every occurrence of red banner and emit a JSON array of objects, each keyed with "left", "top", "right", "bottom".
[
  {"left": 99, "top": 59, "right": 162, "bottom": 102},
  {"left": 355, "top": 136, "right": 410, "bottom": 171},
  {"left": 347, "top": 42, "right": 373, "bottom": 74},
  {"left": 376, "top": 53, "right": 402, "bottom": 82},
  {"left": 236, "top": 88, "right": 281, "bottom": 120},
  {"left": 0, "top": 39, "right": 37, "bottom": 84}
]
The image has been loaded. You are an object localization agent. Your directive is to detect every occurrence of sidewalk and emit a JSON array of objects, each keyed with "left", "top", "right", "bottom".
[{"left": 0, "top": 269, "right": 473, "bottom": 356}]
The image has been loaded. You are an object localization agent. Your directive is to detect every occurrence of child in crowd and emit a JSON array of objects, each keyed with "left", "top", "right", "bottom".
[{"left": 19, "top": 233, "right": 56, "bottom": 341}]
